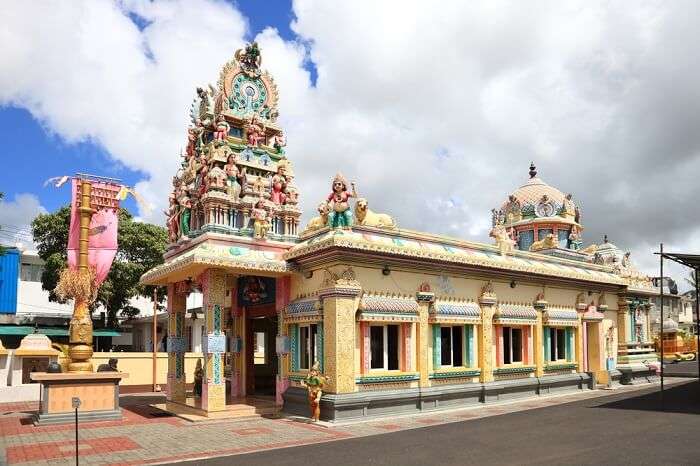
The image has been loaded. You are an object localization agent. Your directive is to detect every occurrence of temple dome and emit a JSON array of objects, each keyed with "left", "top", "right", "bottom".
[{"left": 499, "top": 163, "right": 579, "bottom": 223}]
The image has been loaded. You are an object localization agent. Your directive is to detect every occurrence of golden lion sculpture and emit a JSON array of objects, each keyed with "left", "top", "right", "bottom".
[
  {"left": 529, "top": 233, "right": 559, "bottom": 252},
  {"left": 354, "top": 198, "right": 396, "bottom": 229},
  {"left": 302, "top": 202, "right": 330, "bottom": 235}
]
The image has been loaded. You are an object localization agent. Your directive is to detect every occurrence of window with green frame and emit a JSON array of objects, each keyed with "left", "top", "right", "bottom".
[
  {"left": 545, "top": 327, "right": 573, "bottom": 362},
  {"left": 433, "top": 324, "right": 475, "bottom": 369}
]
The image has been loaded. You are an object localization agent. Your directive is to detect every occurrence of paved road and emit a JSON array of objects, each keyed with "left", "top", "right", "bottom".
[
  {"left": 185, "top": 380, "right": 700, "bottom": 466},
  {"left": 664, "top": 360, "right": 699, "bottom": 377}
]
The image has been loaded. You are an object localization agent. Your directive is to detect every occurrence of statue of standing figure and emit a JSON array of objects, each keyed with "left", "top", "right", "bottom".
[
  {"left": 252, "top": 199, "right": 271, "bottom": 239},
  {"left": 244, "top": 115, "right": 265, "bottom": 147},
  {"left": 301, "top": 361, "right": 325, "bottom": 422},
  {"left": 224, "top": 154, "right": 245, "bottom": 202},
  {"left": 213, "top": 115, "right": 230, "bottom": 142},
  {"left": 326, "top": 173, "right": 357, "bottom": 229}
]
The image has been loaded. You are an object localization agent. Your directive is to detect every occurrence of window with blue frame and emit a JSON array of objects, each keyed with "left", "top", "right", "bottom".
[
  {"left": 537, "top": 228, "right": 553, "bottom": 241},
  {"left": 518, "top": 230, "right": 535, "bottom": 251},
  {"left": 557, "top": 228, "right": 570, "bottom": 247}
]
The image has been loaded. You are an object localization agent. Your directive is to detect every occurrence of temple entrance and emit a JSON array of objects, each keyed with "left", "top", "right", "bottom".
[
  {"left": 246, "top": 313, "right": 278, "bottom": 396},
  {"left": 585, "top": 320, "right": 605, "bottom": 383}
]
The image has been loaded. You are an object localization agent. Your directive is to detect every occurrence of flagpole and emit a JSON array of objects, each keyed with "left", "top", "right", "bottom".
[{"left": 68, "top": 179, "right": 95, "bottom": 373}]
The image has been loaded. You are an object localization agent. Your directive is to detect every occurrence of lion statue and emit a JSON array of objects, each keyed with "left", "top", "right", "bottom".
[
  {"left": 489, "top": 224, "right": 515, "bottom": 255},
  {"left": 580, "top": 244, "right": 598, "bottom": 255},
  {"left": 302, "top": 202, "right": 331, "bottom": 235},
  {"left": 529, "top": 233, "right": 559, "bottom": 252},
  {"left": 354, "top": 198, "right": 397, "bottom": 229}
]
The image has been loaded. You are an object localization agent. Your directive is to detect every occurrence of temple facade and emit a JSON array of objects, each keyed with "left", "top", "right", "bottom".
[{"left": 141, "top": 44, "right": 658, "bottom": 421}]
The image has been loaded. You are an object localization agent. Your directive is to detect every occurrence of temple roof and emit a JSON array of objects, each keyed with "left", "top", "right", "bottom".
[{"left": 285, "top": 227, "right": 626, "bottom": 287}]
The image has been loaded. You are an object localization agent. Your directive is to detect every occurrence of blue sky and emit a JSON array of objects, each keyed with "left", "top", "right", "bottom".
[{"left": 0, "top": 0, "right": 298, "bottom": 228}]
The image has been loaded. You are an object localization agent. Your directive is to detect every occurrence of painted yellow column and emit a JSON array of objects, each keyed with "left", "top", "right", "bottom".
[
  {"left": 617, "top": 299, "right": 630, "bottom": 350},
  {"left": 534, "top": 301, "right": 546, "bottom": 377},
  {"left": 319, "top": 277, "right": 361, "bottom": 394},
  {"left": 576, "top": 318, "right": 585, "bottom": 372},
  {"left": 166, "top": 284, "right": 187, "bottom": 404},
  {"left": 416, "top": 291, "right": 435, "bottom": 387},
  {"left": 201, "top": 269, "right": 227, "bottom": 413},
  {"left": 478, "top": 292, "right": 496, "bottom": 383}
]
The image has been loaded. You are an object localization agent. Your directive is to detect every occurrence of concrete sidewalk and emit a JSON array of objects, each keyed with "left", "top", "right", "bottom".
[{"left": 0, "top": 379, "right": 691, "bottom": 465}]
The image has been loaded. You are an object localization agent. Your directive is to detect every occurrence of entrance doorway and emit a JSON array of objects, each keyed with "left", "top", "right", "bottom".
[{"left": 246, "top": 314, "right": 278, "bottom": 396}]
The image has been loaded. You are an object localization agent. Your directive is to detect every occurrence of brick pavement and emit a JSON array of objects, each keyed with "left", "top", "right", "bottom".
[{"left": 0, "top": 381, "right": 684, "bottom": 465}]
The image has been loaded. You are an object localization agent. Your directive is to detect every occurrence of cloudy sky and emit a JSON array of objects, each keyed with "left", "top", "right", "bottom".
[{"left": 1, "top": 0, "right": 698, "bottom": 287}]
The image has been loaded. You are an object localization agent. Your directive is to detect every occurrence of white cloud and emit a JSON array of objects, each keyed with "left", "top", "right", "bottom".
[
  {"left": 1, "top": 0, "right": 699, "bottom": 285},
  {"left": 0, "top": 193, "right": 47, "bottom": 249}
]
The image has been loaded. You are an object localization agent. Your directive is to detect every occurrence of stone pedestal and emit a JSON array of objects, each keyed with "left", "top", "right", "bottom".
[{"left": 30, "top": 372, "right": 128, "bottom": 425}]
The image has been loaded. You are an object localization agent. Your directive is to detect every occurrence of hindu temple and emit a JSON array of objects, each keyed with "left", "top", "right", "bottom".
[{"left": 140, "top": 43, "right": 659, "bottom": 421}]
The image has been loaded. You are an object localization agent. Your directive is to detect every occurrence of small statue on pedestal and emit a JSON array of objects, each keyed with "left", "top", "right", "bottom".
[{"left": 301, "top": 361, "right": 325, "bottom": 422}]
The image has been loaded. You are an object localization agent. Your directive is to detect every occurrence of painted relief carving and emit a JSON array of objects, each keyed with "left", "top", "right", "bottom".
[
  {"left": 322, "top": 267, "right": 359, "bottom": 288},
  {"left": 480, "top": 281, "right": 496, "bottom": 301}
]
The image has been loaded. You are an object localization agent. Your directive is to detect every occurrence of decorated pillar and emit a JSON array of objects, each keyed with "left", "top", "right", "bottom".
[
  {"left": 318, "top": 268, "right": 361, "bottom": 394},
  {"left": 576, "top": 314, "right": 585, "bottom": 372},
  {"left": 533, "top": 296, "right": 547, "bottom": 377},
  {"left": 478, "top": 282, "right": 497, "bottom": 383},
  {"left": 617, "top": 298, "right": 630, "bottom": 345},
  {"left": 416, "top": 289, "right": 435, "bottom": 387},
  {"left": 275, "top": 276, "right": 291, "bottom": 406},
  {"left": 230, "top": 278, "right": 243, "bottom": 399},
  {"left": 166, "top": 283, "right": 187, "bottom": 404},
  {"left": 201, "top": 269, "right": 227, "bottom": 412}
]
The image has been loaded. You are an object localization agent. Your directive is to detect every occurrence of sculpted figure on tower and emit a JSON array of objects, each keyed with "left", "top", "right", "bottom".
[{"left": 326, "top": 173, "right": 357, "bottom": 229}]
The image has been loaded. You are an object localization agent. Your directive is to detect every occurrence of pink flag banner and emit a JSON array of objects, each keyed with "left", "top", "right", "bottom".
[{"left": 67, "top": 179, "right": 121, "bottom": 286}]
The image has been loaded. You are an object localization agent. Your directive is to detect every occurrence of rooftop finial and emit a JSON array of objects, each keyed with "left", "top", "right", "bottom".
[
  {"left": 603, "top": 234, "right": 608, "bottom": 243},
  {"left": 529, "top": 162, "right": 537, "bottom": 179}
]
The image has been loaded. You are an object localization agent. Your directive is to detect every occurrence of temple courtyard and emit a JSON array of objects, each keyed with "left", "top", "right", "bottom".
[{"left": 0, "top": 378, "right": 697, "bottom": 465}]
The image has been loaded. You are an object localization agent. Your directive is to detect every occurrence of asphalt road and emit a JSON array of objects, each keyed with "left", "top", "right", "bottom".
[
  {"left": 664, "top": 360, "right": 700, "bottom": 378},
  {"left": 180, "top": 380, "right": 700, "bottom": 466}
]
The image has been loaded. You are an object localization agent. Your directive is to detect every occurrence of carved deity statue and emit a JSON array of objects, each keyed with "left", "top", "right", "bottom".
[
  {"left": 562, "top": 193, "right": 577, "bottom": 221},
  {"left": 213, "top": 115, "right": 230, "bottom": 142},
  {"left": 252, "top": 199, "right": 271, "bottom": 239},
  {"left": 354, "top": 198, "right": 396, "bottom": 229},
  {"left": 235, "top": 42, "right": 262, "bottom": 77},
  {"left": 489, "top": 224, "right": 515, "bottom": 255},
  {"left": 208, "top": 163, "right": 227, "bottom": 190},
  {"left": 244, "top": 115, "right": 265, "bottom": 147},
  {"left": 568, "top": 225, "right": 583, "bottom": 251},
  {"left": 271, "top": 160, "right": 289, "bottom": 205},
  {"left": 326, "top": 173, "right": 357, "bottom": 229},
  {"left": 301, "top": 361, "right": 325, "bottom": 422},
  {"left": 224, "top": 155, "right": 245, "bottom": 202},
  {"left": 178, "top": 194, "right": 192, "bottom": 237},
  {"left": 270, "top": 131, "right": 286, "bottom": 154},
  {"left": 504, "top": 195, "right": 522, "bottom": 224},
  {"left": 165, "top": 193, "right": 180, "bottom": 242}
]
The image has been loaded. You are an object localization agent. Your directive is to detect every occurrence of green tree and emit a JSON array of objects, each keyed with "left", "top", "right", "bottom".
[{"left": 31, "top": 206, "right": 168, "bottom": 327}]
